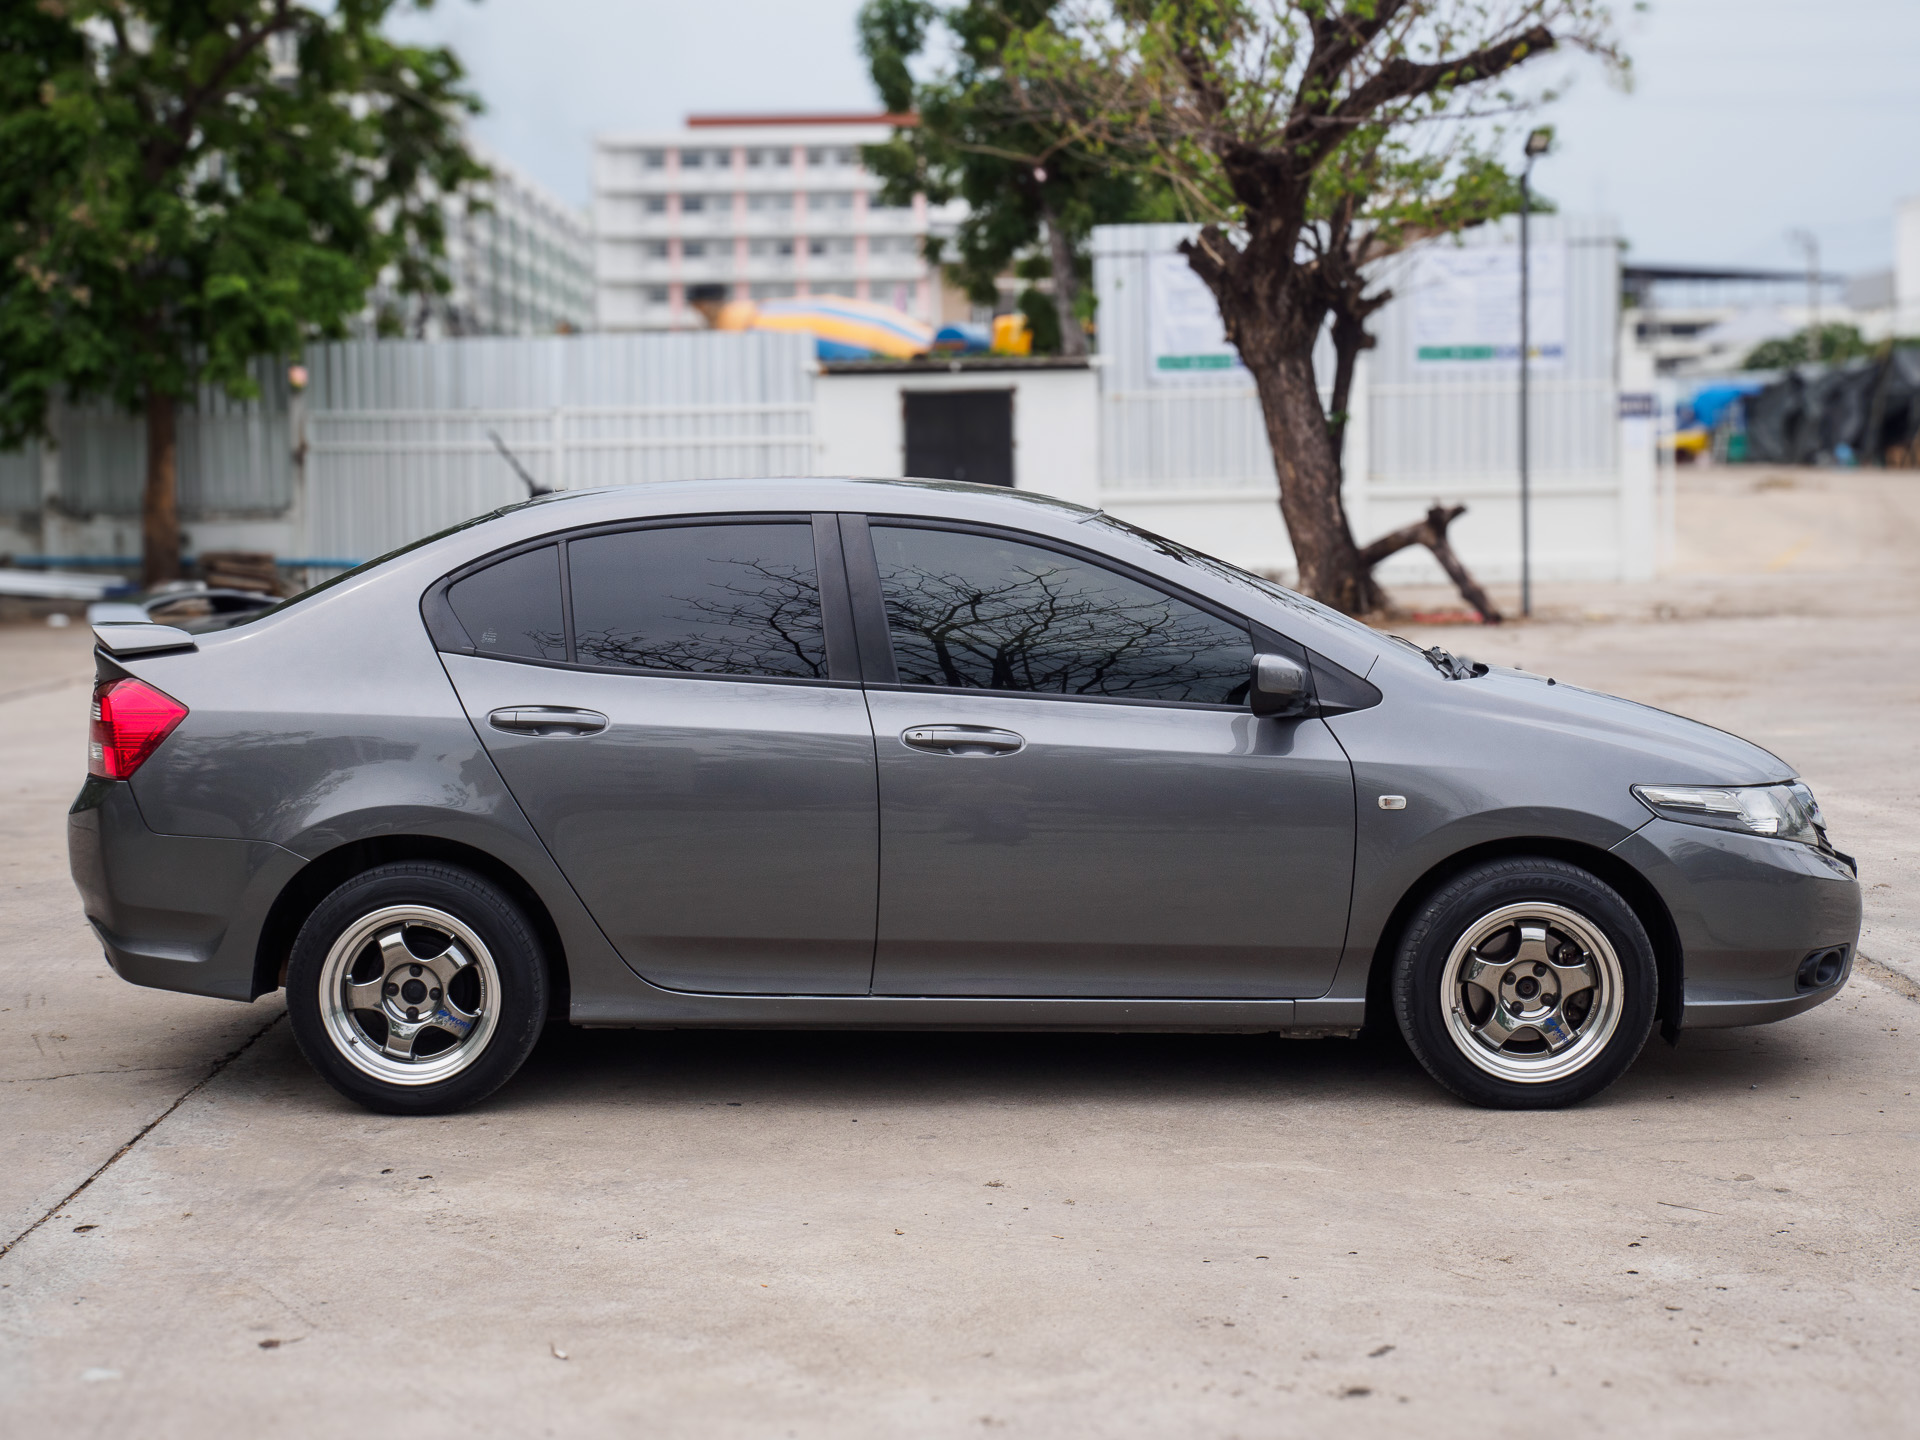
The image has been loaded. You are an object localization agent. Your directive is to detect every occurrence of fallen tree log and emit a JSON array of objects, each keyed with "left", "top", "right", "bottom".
[{"left": 1357, "top": 504, "right": 1503, "bottom": 624}]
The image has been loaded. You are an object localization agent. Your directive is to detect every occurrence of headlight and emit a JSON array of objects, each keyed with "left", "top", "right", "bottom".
[{"left": 1632, "top": 781, "right": 1826, "bottom": 847}]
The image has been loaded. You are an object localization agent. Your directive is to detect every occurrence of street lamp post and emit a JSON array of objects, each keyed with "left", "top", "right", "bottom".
[{"left": 1519, "top": 127, "right": 1552, "bottom": 619}]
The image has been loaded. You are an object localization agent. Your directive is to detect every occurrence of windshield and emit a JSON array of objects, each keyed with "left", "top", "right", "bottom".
[{"left": 1080, "top": 511, "right": 1386, "bottom": 643}]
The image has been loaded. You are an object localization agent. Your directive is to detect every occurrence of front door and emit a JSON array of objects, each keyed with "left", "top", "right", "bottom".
[
  {"left": 439, "top": 517, "right": 878, "bottom": 995},
  {"left": 856, "top": 520, "right": 1355, "bottom": 998},
  {"left": 904, "top": 390, "right": 1014, "bottom": 487}
]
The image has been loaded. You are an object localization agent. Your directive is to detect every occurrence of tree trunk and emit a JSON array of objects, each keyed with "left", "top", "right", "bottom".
[
  {"left": 1037, "top": 190, "right": 1087, "bottom": 358},
  {"left": 1326, "top": 305, "right": 1368, "bottom": 484},
  {"left": 1247, "top": 350, "right": 1383, "bottom": 614},
  {"left": 142, "top": 389, "right": 181, "bottom": 588}
]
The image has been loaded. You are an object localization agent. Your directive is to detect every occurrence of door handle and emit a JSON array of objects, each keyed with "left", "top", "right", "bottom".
[
  {"left": 900, "top": 725, "right": 1025, "bottom": 756},
  {"left": 487, "top": 706, "right": 609, "bottom": 737}
]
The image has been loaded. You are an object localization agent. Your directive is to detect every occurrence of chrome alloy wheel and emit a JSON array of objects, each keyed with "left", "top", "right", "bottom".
[
  {"left": 1439, "top": 902, "right": 1625, "bottom": 1085},
  {"left": 318, "top": 905, "right": 501, "bottom": 1087}
]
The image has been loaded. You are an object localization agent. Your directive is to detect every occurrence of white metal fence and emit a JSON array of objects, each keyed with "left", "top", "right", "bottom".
[
  {"left": 303, "top": 332, "right": 814, "bottom": 561},
  {"left": 1090, "top": 217, "right": 1639, "bottom": 583}
]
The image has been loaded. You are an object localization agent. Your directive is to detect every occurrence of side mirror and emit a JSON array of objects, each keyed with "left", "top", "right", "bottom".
[{"left": 1250, "top": 653, "right": 1312, "bottom": 718}]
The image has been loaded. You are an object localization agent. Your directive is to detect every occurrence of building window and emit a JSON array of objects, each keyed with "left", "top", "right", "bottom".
[
  {"left": 750, "top": 238, "right": 794, "bottom": 257},
  {"left": 808, "top": 237, "right": 854, "bottom": 258},
  {"left": 812, "top": 281, "right": 857, "bottom": 298},
  {"left": 682, "top": 240, "right": 707, "bottom": 258},
  {"left": 747, "top": 192, "right": 793, "bottom": 212},
  {"left": 679, "top": 149, "right": 704, "bottom": 169},
  {"left": 642, "top": 149, "right": 666, "bottom": 169},
  {"left": 809, "top": 191, "right": 855, "bottom": 212},
  {"left": 834, "top": 147, "right": 859, "bottom": 167},
  {"left": 643, "top": 241, "right": 668, "bottom": 259},
  {"left": 751, "top": 282, "right": 796, "bottom": 300},
  {"left": 682, "top": 195, "right": 705, "bottom": 214},
  {"left": 643, "top": 195, "right": 667, "bottom": 214},
  {"left": 646, "top": 286, "right": 669, "bottom": 305}
]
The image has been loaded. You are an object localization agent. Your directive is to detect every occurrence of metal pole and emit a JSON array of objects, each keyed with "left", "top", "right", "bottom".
[{"left": 1520, "top": 162, "right": 1533, "bottom": 619}]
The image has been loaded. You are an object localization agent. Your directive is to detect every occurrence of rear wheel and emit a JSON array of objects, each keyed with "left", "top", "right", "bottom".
[
  {"left": 1392, "top": 858, "right": 1657, "bottom": 1108},
  {"left": 286, "top": 863, "right": 548, "bottom": 1114}
]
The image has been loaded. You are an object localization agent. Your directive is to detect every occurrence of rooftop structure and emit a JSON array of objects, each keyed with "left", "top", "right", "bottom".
[{"left": 592, "top": 114, "right": 962, "bottom": 332}]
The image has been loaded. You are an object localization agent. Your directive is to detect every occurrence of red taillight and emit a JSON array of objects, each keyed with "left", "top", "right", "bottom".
[{"left": 89, "top": 678, "right": 188, "bottom": 780}]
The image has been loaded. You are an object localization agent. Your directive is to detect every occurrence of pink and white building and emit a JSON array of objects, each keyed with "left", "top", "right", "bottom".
[{"left": 593, "top": 113, "right": 960, "bottom": 332}]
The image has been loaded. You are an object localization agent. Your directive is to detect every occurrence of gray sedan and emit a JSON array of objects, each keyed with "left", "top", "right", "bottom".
[{"left": 68, "top": 479, "right": 1861, "bottom": 1113}]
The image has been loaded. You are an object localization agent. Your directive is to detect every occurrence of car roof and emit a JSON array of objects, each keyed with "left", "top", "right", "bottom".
[{"left": 223, "top": 476, "right": 1390, "bottom": 676}]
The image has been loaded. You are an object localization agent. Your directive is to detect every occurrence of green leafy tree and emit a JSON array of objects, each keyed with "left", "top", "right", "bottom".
[
  {"left": 1742, "top": 323, "right": 1871, "bottom": 372},
  {"left": 0, "top": 0, "right": 485, "bottom": 585},
  {"left": 857, "top": 0, "right": 1171, "bottom": 354},
  {"left": 1009, "top": 1, "right": 1624, "bottom": 614}
]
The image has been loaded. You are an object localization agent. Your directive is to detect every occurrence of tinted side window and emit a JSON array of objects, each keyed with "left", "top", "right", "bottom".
[
  {"left": 447, "top": 545, "right": 565, "bottom": 661},
  {"left": 871, "top": 525, "right": 1253, "bottom": 703},
  {"left": 569, "top": 523, "right": 827, "bottom": 679}
]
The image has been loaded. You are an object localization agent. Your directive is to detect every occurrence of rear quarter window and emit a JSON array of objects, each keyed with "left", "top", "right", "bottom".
[{"left": 446, "top": 545, "right": 566, "bottom": 661}]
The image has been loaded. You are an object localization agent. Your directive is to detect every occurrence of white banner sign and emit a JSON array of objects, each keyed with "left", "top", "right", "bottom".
[
  {"left": 1147, "top": 253, "right": 1247, "bottom": 384},
  {"left": 1408, "top": 242, "right": 1566, "bottom": 367}
]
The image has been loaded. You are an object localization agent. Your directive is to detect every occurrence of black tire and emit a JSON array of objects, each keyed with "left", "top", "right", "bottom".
[
  {"left": 1392, "top": 857, "right": 1657, "bottom": 1109},
  {"left": 286, "top": 862, "right": 549, "bottom": 1115}
]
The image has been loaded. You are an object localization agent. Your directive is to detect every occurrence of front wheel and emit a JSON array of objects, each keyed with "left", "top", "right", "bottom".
[
  {"left": 286, "top": 863, "right": 548, "bottom": 1114},
  {"left": 1392, "top": 858, "right": 1657, "bottom": 1108}
]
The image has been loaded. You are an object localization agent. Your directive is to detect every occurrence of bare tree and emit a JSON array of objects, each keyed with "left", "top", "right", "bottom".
[{"left": 1010, "top": 1, "right": 1623, "bottom": 615}]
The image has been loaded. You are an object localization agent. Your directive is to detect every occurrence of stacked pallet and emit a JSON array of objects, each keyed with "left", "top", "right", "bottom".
[{"left": 197, "top": 551, "right": 281, "bottom": 594}]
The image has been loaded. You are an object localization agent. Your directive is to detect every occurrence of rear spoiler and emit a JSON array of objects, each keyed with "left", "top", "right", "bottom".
[{"left": 92, "top": 623, "right": 197, "bottom": 656}]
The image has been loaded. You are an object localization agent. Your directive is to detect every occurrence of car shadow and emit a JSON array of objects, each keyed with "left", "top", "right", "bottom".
[{"left": 466, "top": 1010, "right": 1846, "bottom": 1116}]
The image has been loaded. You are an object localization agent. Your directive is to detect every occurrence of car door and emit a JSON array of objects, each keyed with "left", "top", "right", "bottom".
[
  {"left": 849, "top": 516, "right": 1355, "bottom": 999},
  {"left": 435, "top": 515, "right": 878, "bottom": 995}
]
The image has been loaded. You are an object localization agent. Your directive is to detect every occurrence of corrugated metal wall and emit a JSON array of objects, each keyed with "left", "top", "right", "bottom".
[
  {"left": 0, "top": 361, "right": 293, "bottom": 520},
  {"left": 0, "top": 443, "right": 40, "bottom": 515}
]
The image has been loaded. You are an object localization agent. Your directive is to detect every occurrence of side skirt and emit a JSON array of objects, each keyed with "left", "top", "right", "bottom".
[{"left": 573, "top": 994, "right": 1366, "bottom": 1035}]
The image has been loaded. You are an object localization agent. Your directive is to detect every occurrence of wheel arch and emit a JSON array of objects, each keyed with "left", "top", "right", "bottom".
[
  {"left": 251, "top": 835, "right": 571, "bottom": 1019},
  {"left": 1363, "top": 835, "right": 1683, "bottom": 1043}
]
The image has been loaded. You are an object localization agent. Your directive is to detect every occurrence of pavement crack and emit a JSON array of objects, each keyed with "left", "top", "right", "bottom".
[
  {"left": 1857, "top": 954, "right": 1920, "bottom": 1004},
  {"left": 1, "top": 1065, "right": 191, "bottom": 1085},
  {"left": 0, "top": 1012, "right": 284, "bottom": 1262}
]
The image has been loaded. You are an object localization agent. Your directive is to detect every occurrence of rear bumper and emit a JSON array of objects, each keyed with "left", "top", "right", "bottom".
[
  {"left": 1611, "top": 818, "right": 1862, "bottom": 1030},
  {"left": 68, "top": 777, "right": 303, "bottom": 1002}
]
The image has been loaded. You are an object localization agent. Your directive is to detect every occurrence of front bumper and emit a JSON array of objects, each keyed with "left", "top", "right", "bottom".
[
  {"left": 1611, "top": 817, "right": 1862, "bottom": 1029},
  {"left": 68, "top": 776, "right": 304, "bottom": 1002}
]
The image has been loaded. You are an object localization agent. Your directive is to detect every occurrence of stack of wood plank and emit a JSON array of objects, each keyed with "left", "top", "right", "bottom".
[{"left": 197, "top": 551, "right": 281, "bottom": 594}]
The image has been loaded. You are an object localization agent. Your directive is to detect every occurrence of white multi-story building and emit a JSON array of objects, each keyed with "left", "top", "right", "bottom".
[
  {"left": 593, "top": 113, "right": 958, "bottom": 332},
  {"left": 436, "top": 142, "right": 596, "bottom": 336}
]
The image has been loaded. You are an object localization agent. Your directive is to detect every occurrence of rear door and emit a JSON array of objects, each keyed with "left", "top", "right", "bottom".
[
  {"left": 850, "top": 517, "right": 1355, "bottom": 999},
  {"left": 435, "top": 515, "right": 879, "bottom": 995}
]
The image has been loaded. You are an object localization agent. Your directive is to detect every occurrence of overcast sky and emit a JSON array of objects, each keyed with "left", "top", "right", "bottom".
[{"left": 394, "top": 0, "right": 1920, "bottom": 277}]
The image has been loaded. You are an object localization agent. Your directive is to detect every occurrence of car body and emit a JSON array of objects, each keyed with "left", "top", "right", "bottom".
[{"left": 67, "top": 477, "right": 1861, "bottom": 1110}]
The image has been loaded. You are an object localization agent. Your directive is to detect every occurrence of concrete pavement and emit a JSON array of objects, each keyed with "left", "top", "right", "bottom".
[{"left": 1, "top": 467, "right": 1916, "bottom": 1437}]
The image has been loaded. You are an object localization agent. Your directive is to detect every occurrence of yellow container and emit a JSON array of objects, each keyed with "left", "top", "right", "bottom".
[{"left": 991, "top": 313, "right": 1032, "bottom": 356}]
